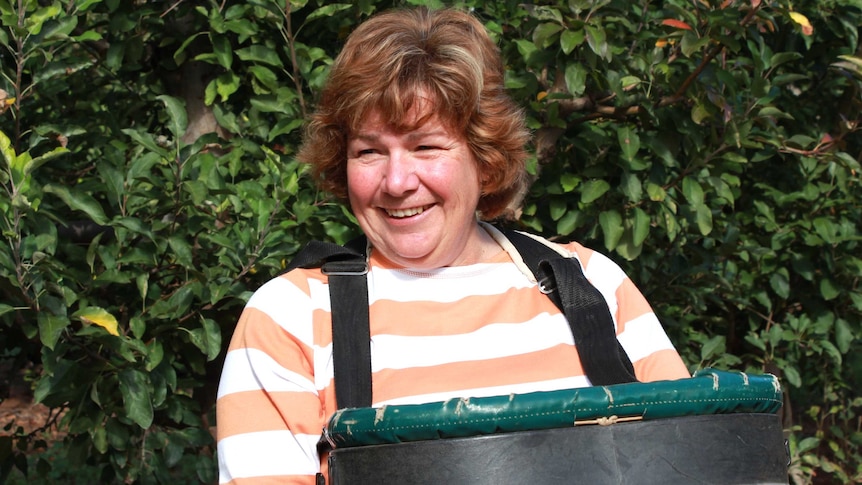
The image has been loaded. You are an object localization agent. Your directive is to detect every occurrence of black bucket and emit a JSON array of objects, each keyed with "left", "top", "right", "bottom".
[{"left": 329, "top": 413, "right": 787, "bottom": 484}]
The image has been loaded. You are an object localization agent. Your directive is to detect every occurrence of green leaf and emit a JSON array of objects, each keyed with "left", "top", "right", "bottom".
[
  {"left": 24, "top": 146, "right": 68, "bottom": 176},
  {"left": 632, "top": 208, "right": 649, "bottom": 247},
  {"left": 819, "top": 278, "right": 840, "bottom": 301},
  {"left": 682, "top": 177, "right": 704, "bottom": 206},
  {"left": 769, "top": 269, "right": 790, "bottom": 299},
  {"left": 812, "top": 217, "right": 836, "bottom": 244},
  {"left": 168, "top": 235, "right": 193, "bottom": 267},
  {"left": 564, "top": 62, "right": 587, "bottom": 97},
  {"left": 122, "top": 128, "right": 171, "bottom": 157},
  {"left": 216, "top": 72, "right": 241, "bottom": 102},
  {"left": 834, "top": 319, "right": 853, "bottom": 354},
  {"left": 0, "top": 129, "right": 17, "bottom": 171},
  {"left": 26, "top": 4, "right": 61, "bottom": 35},
  {"left": 549, "top": 198, "right": 567, "bottom": 221},
  {"left": 584, "top": 24, "right": 609, "bottom": 61},
  {"left": 701, "top": 335, "right": 726, "bottom": 361},
  {"left": 43, "top": 184, "right": 109, "bottom": 225},
  {"left": 157, "top": 95, "right": 188, "bottom": 141},
  {"left": 533, "top": 22, "right": 563, "bottom": 48},
  {"left": 618, "top": 126, "right": 640, "bottom": 161},
  {"left": 560, "top": 29, "right": 585, "bottom": 54},
  {"left": 560, "top": 174, "right": 579, "bottom": 192},
  {"left": 305, "top": 3, "right": 352, "bottom": 22},
  {"left": 189, "top": 317, "right": 222, "bottom": 361},
  {"left": 556, "top": 211, "right": 577, "bottom": 236},
  {"left": 235, "top": 45, "right": 282, "bottom": 66},
  {"left": 146, "top": 340, "right": 164, "bottom": 372},
  {"left": 211, "top": 33, "right": 233, "bottom": 70},
  {"left": 0, "top": 303, "right": 14, "bottom": 317},
  {"left": 695, "top": 205, "right": 713, "bottom": 236},
  {"left": 782, "top": 366, "right": 802, "bottom": 387},
  {"left": 646, "top": 182, "right": 666, "bottom": 201},
  {"left": 38, "top": 313, "right": 69, "bottom": 350},
  {"left": 599, "top": 210, "right": 623, "bottom": 251},
  {"left": 580, "top": 179, "right": 610, "bottom": 204},
  {"left": 118, "top": 369, "right": 154, "bottom": 429}
]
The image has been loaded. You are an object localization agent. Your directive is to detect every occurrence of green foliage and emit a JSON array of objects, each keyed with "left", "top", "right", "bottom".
[{"left": 0, "top": 0, "right": 859, "bottom": 483}]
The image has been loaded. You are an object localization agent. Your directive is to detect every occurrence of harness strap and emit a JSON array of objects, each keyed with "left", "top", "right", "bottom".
[
  {"left": 504, "top": 230, "right": 637, "bottom": 386},
  {"left": 286, "top": 239, "right": 373, "bottom": 409},
  {"left": 287, "top": 230, "right": 637, "bottom": 410}
]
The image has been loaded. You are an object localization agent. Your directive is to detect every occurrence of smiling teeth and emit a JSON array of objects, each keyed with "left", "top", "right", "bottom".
[{"left": 387, "top": 206, "right": 425, "bottom": 218}]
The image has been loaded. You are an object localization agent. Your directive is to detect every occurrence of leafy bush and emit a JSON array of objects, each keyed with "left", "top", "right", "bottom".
[{"left": 0, "top": 0, "right": 859, "bottom": 483}]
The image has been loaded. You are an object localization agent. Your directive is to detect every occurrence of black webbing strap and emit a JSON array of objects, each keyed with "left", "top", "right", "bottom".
[
  {"left": 285, "top": 238, "right": 373, "bottom": 409},
  {"left": 503, "top": 230, "right": 637, "bottom": 386},
  {"left": 287, "top": 229, "right": 636, "bottom": 413}
]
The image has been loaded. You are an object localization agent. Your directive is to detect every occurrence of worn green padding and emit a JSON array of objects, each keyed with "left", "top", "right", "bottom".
[{"left": 325, "top": 369, "right": 783, "bottom": 448}]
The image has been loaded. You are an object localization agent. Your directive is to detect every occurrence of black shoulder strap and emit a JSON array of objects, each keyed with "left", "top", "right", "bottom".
[
  {"left": 286, "top": 237, "right": 373, "bottom": 409},
  {"left": 503, "top": 230, "right": 637, "bottom": 386},
  {"left": 286, "top": 229, "right": 636, "bottom": 411}
]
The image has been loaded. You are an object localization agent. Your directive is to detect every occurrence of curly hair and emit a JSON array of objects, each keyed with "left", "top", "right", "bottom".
[{"left": 297, "top": 7, "right": 530, "bottom": 220}]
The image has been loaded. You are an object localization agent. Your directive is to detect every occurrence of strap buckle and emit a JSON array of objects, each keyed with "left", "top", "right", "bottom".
[
  {"left": 321, "top": 260, "right": 369, "bottom": 276},
  {"left": 537, "top": 275, "right": 556, "bottom": 294}
]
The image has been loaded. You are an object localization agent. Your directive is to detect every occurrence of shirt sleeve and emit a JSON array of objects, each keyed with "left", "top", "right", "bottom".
[{"left": 216, "top": 275, "right": 325, "bottom": 485}]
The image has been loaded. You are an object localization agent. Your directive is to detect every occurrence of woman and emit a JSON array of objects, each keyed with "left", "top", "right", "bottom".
[{"left": 216, "top": 7, "right": 689, "bottom": 484}]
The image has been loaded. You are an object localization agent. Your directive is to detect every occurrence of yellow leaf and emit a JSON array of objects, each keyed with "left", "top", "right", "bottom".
[
  {"left": 74, "top": 307, "right": 120, "bottom": 336},
  {"left": 537, "top": 91, "right": 548, "bottom": 101},
  {"left": 789, "top": 12, "right": 813, "bottom": 36}
]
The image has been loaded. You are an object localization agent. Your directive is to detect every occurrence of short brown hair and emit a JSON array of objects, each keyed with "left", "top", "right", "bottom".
[{"left": 297, "top": 7, "right": 529, "bottom": 220}]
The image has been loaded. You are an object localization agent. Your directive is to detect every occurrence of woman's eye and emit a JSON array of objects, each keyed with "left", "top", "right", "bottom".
[
  {"left": 357, "top": 149, "right": 376, "bottom": 156},
  {"left": 417, "top": 145, "right": 438, "bottom": 151}
]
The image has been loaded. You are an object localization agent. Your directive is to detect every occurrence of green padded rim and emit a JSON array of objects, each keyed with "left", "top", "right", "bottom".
[{"left": 325, "top": 369, "right": 783, "bottom": 448}]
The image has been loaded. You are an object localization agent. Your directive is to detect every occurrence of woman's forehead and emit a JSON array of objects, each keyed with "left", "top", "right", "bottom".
[{"left": 352, "top": 99, "right": 458, "bottom": 133}]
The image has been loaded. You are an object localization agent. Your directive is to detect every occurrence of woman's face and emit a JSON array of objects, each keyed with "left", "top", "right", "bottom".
[{"left": 346, "top": 107, "right": 487, "bottom": 269}]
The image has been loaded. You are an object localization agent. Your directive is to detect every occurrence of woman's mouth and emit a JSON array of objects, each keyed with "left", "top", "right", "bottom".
[{"left": 385, "top": 205, "right": 431, "bottom": 218}]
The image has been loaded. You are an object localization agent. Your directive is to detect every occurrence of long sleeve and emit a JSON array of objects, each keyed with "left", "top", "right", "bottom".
[{"left": 216, "top": 274, "right": 325, "bottom": 485}]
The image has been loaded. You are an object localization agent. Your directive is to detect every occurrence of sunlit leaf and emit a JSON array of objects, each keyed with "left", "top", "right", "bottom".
[
  {"left": 661, "top": 19, "right": 692, "bottom": 31},
  {"left": 73, "top": 306, "right": 120, "bottom": 336},
  {"left": 789, "top": 12, "right": 813, "bottom": 36}
]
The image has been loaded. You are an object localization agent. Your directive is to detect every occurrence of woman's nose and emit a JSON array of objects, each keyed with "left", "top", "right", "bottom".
[{"left": 382, "top": 150, "right": 420, "bottom": 195}]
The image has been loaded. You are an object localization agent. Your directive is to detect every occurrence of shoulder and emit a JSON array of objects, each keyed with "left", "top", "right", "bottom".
[{"left": 246, "top": 267, "right": 327, "bottom": 310}]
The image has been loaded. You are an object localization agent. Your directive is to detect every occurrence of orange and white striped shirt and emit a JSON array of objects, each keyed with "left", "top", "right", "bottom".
[{"left": 216, "top": 227, "right": 689, "bottom": 484}]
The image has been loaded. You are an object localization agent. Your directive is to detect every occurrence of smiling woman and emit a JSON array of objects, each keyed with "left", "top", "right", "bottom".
[
  {"left": 215, "top": 6, "right": 689, "bottom": 485},
  {"left": 345, "top": 106, "right": 493, "bottom": 269}
]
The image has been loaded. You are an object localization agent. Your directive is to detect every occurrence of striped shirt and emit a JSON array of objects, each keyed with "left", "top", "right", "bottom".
[{"left": 216, "top": 227, "right": 689, "bottom": 484}]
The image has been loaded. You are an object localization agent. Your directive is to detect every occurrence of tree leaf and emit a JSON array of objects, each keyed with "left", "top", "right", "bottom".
[
  {"left": 580, "top": 179, "right": 610, "bottom": 204},
  {"left": 157, "top": 95, "right": 188, "bottom": 141},
  {"left": 73, "top": 306, "right": 120, "bottom": 336},
  {"left": 618, "top": 126, "right": 640, "bottom": 161},
  {"left": 661, "top": 19, "right": 692, "bottom": 31},
  {"left": 695, "top": 205, "right": 713, "bottom": 236},
  {"left": 632, "top": 207, "right": 650, "bottom": 247},
  {"left": 43, "top": 184, "right": 109, "bottom": 225},
  {"left": 599, "top": 210, "right": 623, "bottom": 251},
  {"left": 118, "top": 369, "right": 154, "bottom": 429},
  {"left": 38, "top": 313, "right": 69, "bottom": 350},
  {"left": 235, "top": 45, "right": 282, "bottom": 66},
  {"left": 834, "top": 319, "right": 853, "bottom": 354},
  {"left": 560, "top": 29, "right": 585, "bottom": 54},
  {"left": 564, "top": 62, "right": 587, "bottom": 97}
]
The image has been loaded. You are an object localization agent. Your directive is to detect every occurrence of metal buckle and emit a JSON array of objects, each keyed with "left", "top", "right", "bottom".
[
  {"left": 321, "top": 261, "right": 369, "bottom": 276},
  {"left": 537, "top": 275, "right": 555, "bottom": 294}
]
